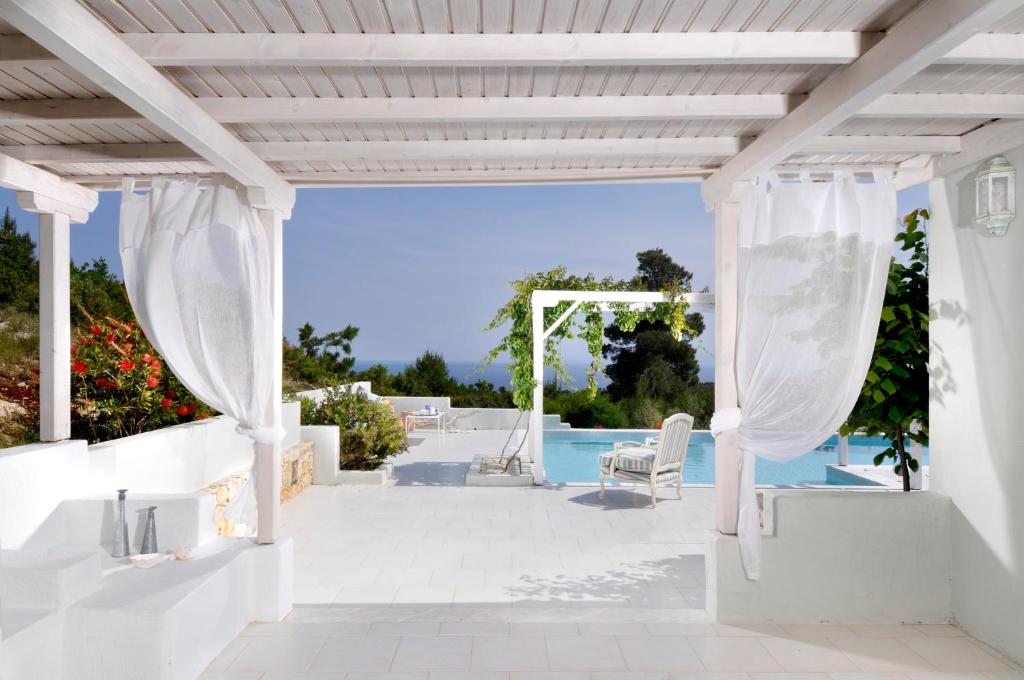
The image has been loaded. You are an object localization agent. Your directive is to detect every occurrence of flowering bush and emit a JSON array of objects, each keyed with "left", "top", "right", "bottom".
[{"left": 70, "top": 317, "right": 213, "bottom": 442}]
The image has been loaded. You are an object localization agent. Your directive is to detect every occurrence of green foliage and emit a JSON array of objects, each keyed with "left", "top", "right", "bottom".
[
  {"left": 399, "top": 350, "right": 458, "bottom": 396},
  {"left": 841, "top": 209, "right": 930, "bottom": 491},
  {"left": 283, "top": 322, "right": 359, "bottom": 390},
  {"left": 351, "top": 352, "right": 515, "bottom": 409},
  {"left": 69, "top": 259, "right": 134, "bottom": 326},
  {"left": 301, "top": 386, "right": 408, "bottom": 470},
  {"left": 545, "top": 390, "right": 625, "bottom": 429},
  {"left": 0, "top": 208, "right": 38, "bottom": 314},
  {"left": 70, "top": 317, "right": 214, "bottom": 442},
  {"left": 483, "top": 265, "right": 697, "bottom": 410}
]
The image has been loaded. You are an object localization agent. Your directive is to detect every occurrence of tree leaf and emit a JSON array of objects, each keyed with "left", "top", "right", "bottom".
[{"left": 880, "top": 307, "right": 896, "bottom": 322}]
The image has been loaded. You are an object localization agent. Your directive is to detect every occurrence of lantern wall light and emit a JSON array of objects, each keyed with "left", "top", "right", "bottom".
[{"left": 975, "top": 155, "right": 1016, "bottom": 237}]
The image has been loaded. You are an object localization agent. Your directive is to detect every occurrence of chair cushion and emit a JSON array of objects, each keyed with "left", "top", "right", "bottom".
[
  {"left": 598, "top": 449, "right": 656, "bottom": 473},
  {"left": 614, "top": 469, "right": 682, "bottom": 484}
]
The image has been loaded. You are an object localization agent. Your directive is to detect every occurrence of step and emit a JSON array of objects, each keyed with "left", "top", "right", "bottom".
[
  {"left": 0, "top": 547, "right": 101, "bottom": 609},
  {"left": 63, "top": 537, "right": 291, "bottom": 680},
  {"left": 0, "top": 606, "right": 63, "bottom": 680}
]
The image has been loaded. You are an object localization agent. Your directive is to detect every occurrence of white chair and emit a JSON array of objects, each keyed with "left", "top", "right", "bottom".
[{"left": 598, "top": 413, "right": 694, "bottom": 508}]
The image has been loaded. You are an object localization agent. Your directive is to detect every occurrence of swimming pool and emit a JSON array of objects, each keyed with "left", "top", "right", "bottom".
[{"left": 543, "top": 429, "right": 929, "bottom": 486}]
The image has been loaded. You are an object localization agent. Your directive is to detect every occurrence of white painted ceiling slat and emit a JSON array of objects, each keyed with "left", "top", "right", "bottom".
[
  {"left": 448, "top": 0, "right": 481, "bottom": 33},
  {"left": 481, "top": 0, "right": 513, "bottom": 33},
  {"left": 217, "top": 65, "right": 269, "bottom": 97},
  {"left": 285, "top": 0, "right": 330, "bottom": 32},
  {"left": 148, "top": 0, "right": 209, "bottom": 32},
  {"left": 0, "top": 68, "right": 50, "bottom": 99},
  {"left": 348, "top": 0, "right": 392, "bottom": 33},
  {"left": 44, "top": 122, "right": 103, "bottom": 143},
  {"left": 84, "top": 0, "right": 156, "bottom": 32},
  {"left": 250, "top": 0, "right": 300, "bottom": 32},
  {"left": 160, "top": 66, "right": 218, "bottom": 96},
  {"left": 271, "top": 66, "right": 316, "bottom": 96},
  {"left": 375, "top": 66, "right": 410, "bottom": 96},
  {"left": 245, "top": 65, "right": 292, "bottom": 96},
  {"left": 180, "top": 0, "right": 240, "bottom": 32},
  {"left": 5, "top": 66, "right": 84, "bottom": 98},
  {"left": 29, "top": 65, "right": 104, "bottom": 98},
  {"left": 294, "top": 66, "right": 339, "bottom": 96},
  {"left": 325, "top": 68, "right": 367, "bottom": 97},
  {"left": 209, "top": 0, "right": 268, "bottom": 32},
  {"left": 316, "top": 0, "right": 360, "bottom": 32}
]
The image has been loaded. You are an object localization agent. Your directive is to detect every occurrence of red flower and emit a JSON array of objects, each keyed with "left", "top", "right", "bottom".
[
  {"left": 106, "top": 380, "right": 119, "bottom": 389},
  {"left": 72, "top": 360, "right": 88, "bottom": 374},
  {"left": 70, "top": 343, "right": 78, "bottom": 356},
  {"left": 161, "top": 397, "right": 172, "bottom": 409},
  {"left": 95, "top": 377, "right": 108, "bottom": 388},
  {"left": 118, "top": 360, "right": 135, "bottom": 372},
  {"left": 657, "top": 421, "right": 664, "bottom": 429},
  {"left": 142, "top": 354, "right": 152, "bottom": 363},
  {"left": 90, "top": 325, "right": 102, "bottom": 336},
  {"left": 146, "top": 377, "right": 159, "bottom": 388},
  {"left": 595, "top": 425, "right": 605, "bottom": 429},
  {"left": 176, "top": 405, "right": 190, "bottom": 417}
]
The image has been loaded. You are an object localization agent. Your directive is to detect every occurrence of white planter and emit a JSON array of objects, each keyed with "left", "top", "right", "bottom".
[{"left": 336, "top": 462, "right": 394, "bottom": 486}]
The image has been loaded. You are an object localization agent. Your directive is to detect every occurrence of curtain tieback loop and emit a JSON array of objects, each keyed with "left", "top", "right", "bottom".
[
  {"left": 710, "top": 408, "right": 742, "bottom": 437},
  {"left": 237, "top": 424, "right": 286, "bottom": 445}
]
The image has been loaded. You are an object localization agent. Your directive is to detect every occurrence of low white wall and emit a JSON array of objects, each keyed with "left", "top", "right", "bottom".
[
  {"left": 302, "top": 425, "right": 340, "bottom": 486},
  {"left": 86, "top": 404, "right": 301, "bottom": 494},
  {"left": 930, "top": 146, "right": 1024, "bottom": 664},
  {"left": 709, "top": 490, "right": 952, "bottom": 624},
  {"left": 0, "top": 440, "right": 89, "bottom": 549}
]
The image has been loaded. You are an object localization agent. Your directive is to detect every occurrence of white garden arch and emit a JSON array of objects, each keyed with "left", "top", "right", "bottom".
[{"left": 528, "top": 289, "right": 716, "bottom": 485}]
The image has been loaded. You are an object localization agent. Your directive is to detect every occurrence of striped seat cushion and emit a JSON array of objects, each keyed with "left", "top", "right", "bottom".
[{"left": 598, "top": 449, "right": 656, "bottom": 473}]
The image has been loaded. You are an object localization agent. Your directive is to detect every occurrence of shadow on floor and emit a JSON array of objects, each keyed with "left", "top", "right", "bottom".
[
  {"left": 567, "top": 487, "right": 681, "bottom": 511},
  {"left": 391, "top": 461, "right": 470, "bottom": 486},
  {"left": 505, "top": 554, "right": 706, "bottom": 608}
]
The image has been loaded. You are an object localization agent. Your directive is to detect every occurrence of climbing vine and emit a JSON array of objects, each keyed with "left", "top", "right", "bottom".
[{"left": 483, "top": 267, "right": 696, "bottom": 409}]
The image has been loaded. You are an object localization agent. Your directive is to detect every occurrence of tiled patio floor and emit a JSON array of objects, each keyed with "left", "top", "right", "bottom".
[{"left": 204, "top": 431, "right": 1022, "bottom": 679}]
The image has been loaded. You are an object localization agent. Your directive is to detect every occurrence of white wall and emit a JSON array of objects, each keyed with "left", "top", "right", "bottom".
[
  {"left": 0, "top": 440, "right": 88, "bottom": 549},
  {"left": 709, "top": 490, "right": 952, "bottom": 624},
  {"left": 86, "top": 405, "right": 301, "bottom": 494},
  {"left": 929, "top": 145, "right": 1024, "bottom": 663}
]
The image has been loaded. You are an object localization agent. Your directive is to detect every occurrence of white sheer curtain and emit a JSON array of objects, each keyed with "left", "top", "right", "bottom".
[
  {"left": 119, "top": 178, "right": 281, "bottom": 530},
  {"left": 712, "top": 170, "right": 896, "bottom": 580}
]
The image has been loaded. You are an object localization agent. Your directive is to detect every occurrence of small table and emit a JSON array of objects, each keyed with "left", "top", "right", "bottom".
[{"left": 405, "top": 410, "right": 445, "bottom": 435}]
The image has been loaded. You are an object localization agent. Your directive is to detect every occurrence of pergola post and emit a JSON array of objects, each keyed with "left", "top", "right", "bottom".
[
  {"left": 713, "top": 196, "right": 741, "bottom": 534},
  {"left": 37, "top": 211, "right": 71, "bottom": 442},
  {"left": 2, "top": 154, "right": 97, "bottom": 443},
  {"left": 530, "top": 295, "right": 545, "bottom": 485},
  {"left": 256, "top": 207, "right": 285, "bottom": 544}
]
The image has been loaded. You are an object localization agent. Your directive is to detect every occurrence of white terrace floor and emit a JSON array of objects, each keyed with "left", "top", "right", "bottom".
[{"left": 203, "top": 430, "right": 1022, "bottom": 680}]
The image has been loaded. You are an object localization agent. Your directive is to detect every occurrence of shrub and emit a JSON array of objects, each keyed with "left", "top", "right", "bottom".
[
  {"left": 301, "top": 386, "right": 408, "bottom": 470},
  {"left": 546, "top": 390, "right": 625, "bottom": 429},
  {"left": 70, "top": 317, "right": 214, "bottom": 442},
  {"left": 622, "top": 396, "right": 664, "bottom": 429}
]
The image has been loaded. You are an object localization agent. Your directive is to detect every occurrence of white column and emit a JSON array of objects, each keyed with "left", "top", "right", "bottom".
[
  {"left": 530, "top": 294, "right": 545, "bottom": 485},
  {"left": 838, "top": 435, "right": 849, "bottom": 466},
  {"left": 714, "top": 198, "right": 741, "bottom": 534},
  {"left": 256, "top": 208, "right": 284, "bottom": 544},
  {"left": 38, "top": 211, "right": 71, "bottom": 442}
]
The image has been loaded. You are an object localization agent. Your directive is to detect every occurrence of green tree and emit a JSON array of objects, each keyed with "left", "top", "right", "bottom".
[
  {"left": 603, "top": 249, "right": 705, "bottom": 401},
  {"left": 283, "top": 322, "right": 359, "bottom": 389},
  {"left": 842, "top": 209, "right": 930, "bottom": 492},
  {"left": 0, "top": 208, "right": 38, "bottom": 313},
  {"left": 398, "top": 350, "right": 458, "bottom": 396}
]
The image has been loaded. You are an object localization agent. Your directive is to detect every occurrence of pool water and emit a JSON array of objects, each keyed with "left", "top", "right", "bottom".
[{"left": 543, "top": 430, "right": 928, "bottom": 486}]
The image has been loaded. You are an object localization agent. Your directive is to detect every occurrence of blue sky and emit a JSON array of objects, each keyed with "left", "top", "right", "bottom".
[{"left": 1, "top": 180, "right": 928, "bottom": 378}]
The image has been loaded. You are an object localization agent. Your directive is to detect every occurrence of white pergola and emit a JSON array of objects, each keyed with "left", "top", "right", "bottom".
[
  {"left": 2, "top": 0, "right": 1024, "bottom": 543},
  {"left": 529, "top": 290, "right": 715, "bottom": 486}
]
